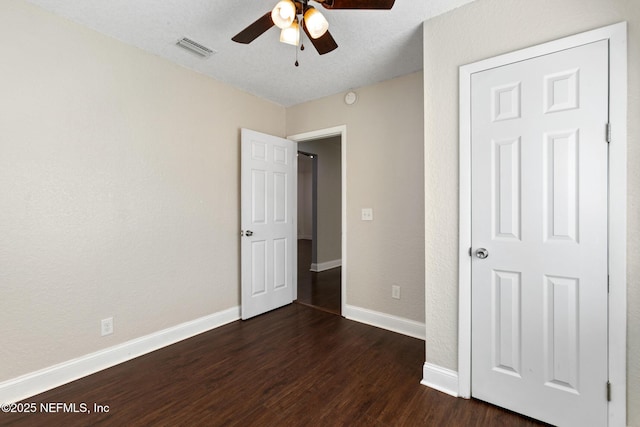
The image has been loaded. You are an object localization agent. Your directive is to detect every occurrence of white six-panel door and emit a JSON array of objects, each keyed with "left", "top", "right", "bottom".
[
  {"left": 471, "top": 40, "right": 609, "bottom": 426},
  {"left": 241, "top": 128, "right": 295, "bottom": 320}
]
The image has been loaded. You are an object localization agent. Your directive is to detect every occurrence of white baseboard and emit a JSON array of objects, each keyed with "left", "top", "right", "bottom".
[
  {"left": 310, "top": 258, "right": 341, "bottom": 272},
  {"left": 421, "top": 362, "right": 459, "bottom": 397},
  {"left": 343, "top": 304, "right": 425, "bottom": 340},
  {"left": 0, "top": 306, "right": 241, "bottom": 404}
]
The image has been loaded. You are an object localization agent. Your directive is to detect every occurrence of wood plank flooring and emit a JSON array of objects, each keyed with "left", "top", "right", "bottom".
[
  {"left": 2, "top": 304, "right": 546, "bottom": 426},
  {"left": 296, "top": 239, "right": 341, "bottom": 315}
]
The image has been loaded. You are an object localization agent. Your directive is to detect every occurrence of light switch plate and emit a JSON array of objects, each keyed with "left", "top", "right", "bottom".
[
  {"left": 392, "top": 285, "right": 401, "bottom": 300},
  {"left": 361, "top": 208, "right": 373, "bottom": 221}
]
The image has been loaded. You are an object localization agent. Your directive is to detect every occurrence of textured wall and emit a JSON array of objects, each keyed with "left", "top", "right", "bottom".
[
  {"left": 287, "top": 73, "right": 425, "bottom": 322},
  {"left": 423, "top": 0, "right": 639, "bottom": 425},
  {"left": 0, "top": 0, "right": 284, "bottom": 381},
  {"left": 298, "top": 137, "right": 342, "bottom": 265}
]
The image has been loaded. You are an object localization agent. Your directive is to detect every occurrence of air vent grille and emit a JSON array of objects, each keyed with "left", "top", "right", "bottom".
[{"left": 176, "top": 37, "right": 216, "bottom": 58}]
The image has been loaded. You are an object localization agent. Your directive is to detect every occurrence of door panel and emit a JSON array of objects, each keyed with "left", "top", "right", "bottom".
[
  {"left": 544, "top": 130, "right": 579, "bottom": 241},
  {"left": 251, "top": 240, "right": 267, "bottom": 296},
  {"left": 493, "top": 269, "right": 522, "bottom": 376},
  {"left": 471, "top": 40, "right": 608, "bottom": 427},
  {"left": 544, "top": 275, "right": 579, "bottom": 392},
  {"left": 494, "top": 137, "right": 521, "bottom": 240},
  {"left": 241, "top": 129, "right": 295, "bottom": 319}
]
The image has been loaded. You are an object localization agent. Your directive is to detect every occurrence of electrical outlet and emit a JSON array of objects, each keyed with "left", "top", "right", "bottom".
[
  {"left": 101, "top": 317, "right": 113, "bottom": 336},
  {"left": 361, "top": 208, "right": 373, "bottom": 221},
  {"left": 392, "top": 285, "right": 401, "bottom": 300}
]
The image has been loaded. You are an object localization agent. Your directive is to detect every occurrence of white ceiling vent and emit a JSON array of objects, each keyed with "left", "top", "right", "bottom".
[{"left": 176, "top": 37, "right": 216, "bottom": 58}]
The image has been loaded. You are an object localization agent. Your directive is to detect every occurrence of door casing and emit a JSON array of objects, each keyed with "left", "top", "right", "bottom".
[
  {"left": 288, "top": 125, "right": 347, "bottom": 315},
  {"left": 458, "top": 22, "right": 627, "bottom": 426}
]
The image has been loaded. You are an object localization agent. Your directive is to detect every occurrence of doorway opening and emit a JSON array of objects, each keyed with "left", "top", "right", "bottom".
[{"left": 295, "top": 137, "right": 342, "bottom": 315}]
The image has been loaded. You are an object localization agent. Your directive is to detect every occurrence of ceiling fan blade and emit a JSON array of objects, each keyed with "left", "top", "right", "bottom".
[
  {"left": 319, "top": 0, "right": 395, "bottom": 9},
  {"left": 302, "top": 24, "right": 338, "bottom": 55},
  {"left": 232, "top": 12, "right": 274, "bottom": 44}
]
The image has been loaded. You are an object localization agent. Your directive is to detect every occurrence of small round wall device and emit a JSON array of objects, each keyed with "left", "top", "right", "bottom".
[{"left": 344, "top": 91, "right": 358, "bottom": 105}]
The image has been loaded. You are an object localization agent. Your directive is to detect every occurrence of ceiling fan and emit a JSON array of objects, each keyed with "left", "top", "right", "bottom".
[{"left": 232, "top": 0, "right": 395, "bottom": 56}]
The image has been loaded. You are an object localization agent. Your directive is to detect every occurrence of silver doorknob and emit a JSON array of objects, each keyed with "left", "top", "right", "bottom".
[
  {"left": 475, "top": 248, "right": 489, "bottom": 259},
  {"left": 245, "top": 230, "right": 253, "bottom": 237}
]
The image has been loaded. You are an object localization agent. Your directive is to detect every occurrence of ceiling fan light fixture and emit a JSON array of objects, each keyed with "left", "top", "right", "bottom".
[
  {"left": 303, "top": 7, "right": 329, "bottom": 39},
  {"left": 271, "top": 0, "right": 297, "bottom": 29},
  {"left": 279, "top": 18, "right": 300, "bottom": 46}
]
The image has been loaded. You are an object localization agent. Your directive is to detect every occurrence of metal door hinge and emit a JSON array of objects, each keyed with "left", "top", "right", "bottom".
[
  {"left": 607, "top": 381, "right": 611, "bottom": 401},
  {"left": 469, "top": 247, "right": 472, "bottom": 257},
  {"left": 606, "top": 123, "right": 612, "bottom": 143},
  {"left": 607, "top": 275, "right": 610, "bottom": 293}
]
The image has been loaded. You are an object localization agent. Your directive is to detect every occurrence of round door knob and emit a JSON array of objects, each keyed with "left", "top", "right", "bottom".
[{"left": 475, "top": 248, "right": 489, "bottom": 259}]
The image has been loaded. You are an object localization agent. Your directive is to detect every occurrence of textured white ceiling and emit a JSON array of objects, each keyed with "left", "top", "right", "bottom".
[{"left": 23, "top": 0, "right": 476, "bottom": 106}]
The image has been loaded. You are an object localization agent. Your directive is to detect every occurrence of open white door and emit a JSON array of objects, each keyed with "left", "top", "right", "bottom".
[
  {"left": 470, "top": 40, "right": 609, "bottom": 426},
  {"left": 241, "top": 128, "right": 296, "bottom": 320}
]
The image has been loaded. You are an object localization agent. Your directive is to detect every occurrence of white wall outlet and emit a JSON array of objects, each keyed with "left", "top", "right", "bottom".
[
  {"left": 361, "top": 208, "right": 373, "bottom": 221},
  {"left": 392, "top": 285, "right": 401, "bottom": 300},
  {"left": 101, "top": 317, "right": 113, "bottom": 336}
]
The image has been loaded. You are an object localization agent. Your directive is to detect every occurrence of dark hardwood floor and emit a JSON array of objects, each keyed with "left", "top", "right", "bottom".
[
  {"left": 2, "top": 304, "right": 545, "bottom": 426},
  {"left": 296, "top": 239, "right": 341, "bottom": 315}
]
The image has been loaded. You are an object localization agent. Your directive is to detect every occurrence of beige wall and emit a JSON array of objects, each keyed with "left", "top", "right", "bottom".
[
  {"left": 423, "top": 0, "right": 639, "bottom": 424},
  {"left": 298, "top": 137, "right": 342, "bottom": 265},
  {"left": 0, "top": 0, "right": 285, "bottom": 381},
  {"left": 287, "top": 73, "right": 425, "bottom": 322}
]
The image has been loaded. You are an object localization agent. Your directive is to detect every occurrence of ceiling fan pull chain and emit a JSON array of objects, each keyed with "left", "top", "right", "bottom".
[
  {"left": 297, "top": 12, "right": 304, "bottom": 65},
  {"left": 300, "top": 16, "right": 305, "bottom": 50},
  {"left": 295, "top": 20, "right": 302, "bottom": 67}
]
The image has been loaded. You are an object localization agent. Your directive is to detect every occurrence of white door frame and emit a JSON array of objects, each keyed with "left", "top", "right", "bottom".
[
  {"left": 458, "top": 22, "right": 627, "bottom": 426},
  {"left": 288, "top": 125, "right": 347, "bottom": 314}
]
